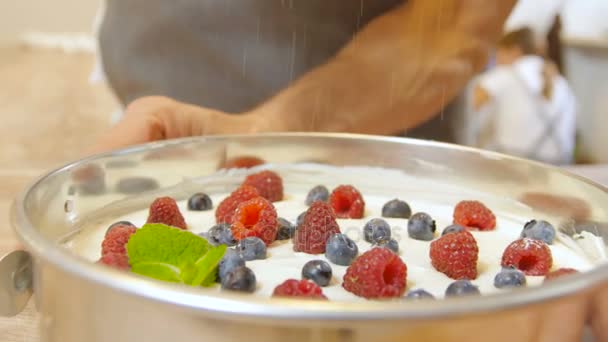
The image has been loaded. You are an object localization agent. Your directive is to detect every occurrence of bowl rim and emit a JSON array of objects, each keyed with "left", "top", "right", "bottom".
[{"left": 11, "top": 132, "right": 608, "bottom": 321}]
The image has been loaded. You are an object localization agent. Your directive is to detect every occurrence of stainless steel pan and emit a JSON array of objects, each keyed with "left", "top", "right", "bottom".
[{"left": 3, "top": 133, "right": 608, "bottom": 341}]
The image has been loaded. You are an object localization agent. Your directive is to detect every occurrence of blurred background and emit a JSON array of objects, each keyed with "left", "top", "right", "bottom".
[
  {"left": 0, "top": 1, "right": 607, "bottom": 337},
  {"left": 2, "top": 0, "right": 608, "bottom": 166}
]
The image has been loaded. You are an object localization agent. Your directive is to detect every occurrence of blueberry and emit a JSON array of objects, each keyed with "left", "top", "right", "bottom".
[
  {"left": 382, "top": 199, "right": 412, "bottom": 219},
  {"left": 106, "top": 221, "right": 136, "bottom": 236},
  {"left": 221, "top": 266, "right": 256, "bottom": 293},
  {"left": 276, "top": 218, "right": 296, "bottom": 240},
  {"left": 520, "top": 220, "right": 555, "bottom": 245},
  {"left": 301, "top": 260, "right": 333, "bottom": 287},
  {"left": 187, "top": 193, "right": 213, "bottom": 211},
  {"left": 494, "top": 267, "right": 527, "bottom": 289},
  {"left": 207, "top": 223, "right": 237, "bottom": 246},
  {"left": 296, "top": 211, "right": 307, "bottom": 227},
  {"left": 407, "top": 212, "right": 436, "bottom": 241},
  {"left": 305, "top": 185, "right": 330, "bottom": 205},
  {"left": 406, "top": 289, "right": 435, "bottom": 300},
  {"left": 237, "top": 237, "right": 267, "bottom": 261},
  {"left": 325, "top": 233, "right": 359, "bottom": 266},
  {"left": 197, "top": 232, "right": 211, "bottom": 243},
  {"left": 218, "top": 249, "right": 245, "bottom": 281},
  {"left": 445, "top": 280, "right": 480, "bottom": 297},
  {"left": 363, "top": 218, "right": 392, "bottom": 243},
  {"left": 372, "top": 238, "right": 399, "bottom": 254},
  {"left": 442, "top": 224, "right": 465, "bottom": 236},
  {"left": 116, "top": 177, "right": 159, "bottom": 194}
]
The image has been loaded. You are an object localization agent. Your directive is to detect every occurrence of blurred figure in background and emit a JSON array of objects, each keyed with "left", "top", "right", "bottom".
[
  {"left": 504, "top": 0, "right": 567, "bottom": 70},
  {"left": 407, "top": 0, "right": 567, "bottom": 145},
  {"left": 467, "top": 27, "right": 577, "bottom": 165}
]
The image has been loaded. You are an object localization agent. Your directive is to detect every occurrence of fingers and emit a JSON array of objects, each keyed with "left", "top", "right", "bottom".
[
  {"left": 88, "top": 96, "right": 174, "bottom": 155},
  {"left": 88, "top": 96, "right": 221, "bottom": 155},
  {"left": 87, "top": 96, "right": 261, "bottom": 156}
]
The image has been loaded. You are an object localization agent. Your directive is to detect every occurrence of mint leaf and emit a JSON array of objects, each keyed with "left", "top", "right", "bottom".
[
  {"left": 127, "top": 223, "right": 210, "bottom": 267},
  {"left": 192, "top": 245, "right": 227, "bottom": 286},
  {"left": 131, "top": 262, "right": 182, "bottom": 283},
  {"left": 179, "top": 262, "right": 199, "bottom": 285},
  {"left": 126, "top": 224, "right": 225, "bottom": 286}
]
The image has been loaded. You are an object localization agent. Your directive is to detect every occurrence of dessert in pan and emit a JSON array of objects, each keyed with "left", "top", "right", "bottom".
[{"left": 67, "top": 160, "right": 606, "bottom": 301}]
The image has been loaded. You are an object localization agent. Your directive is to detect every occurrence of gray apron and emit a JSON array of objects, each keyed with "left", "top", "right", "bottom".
[{"left": 99, "top": 0, "right": 458, "bottom": 141}]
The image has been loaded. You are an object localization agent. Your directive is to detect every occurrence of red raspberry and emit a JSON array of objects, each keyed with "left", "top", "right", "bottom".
[
  {"left": 544, "top": 268, "right": 578, "bottom": 282},
  {"left": 224, "top": 156, "right": 265, "bottom": 169},
  {"left": 293, "top": 201, "right": 341, "bottom": 254},
  {"left": 101, "top": 225, "right": 137, "bottom": 256},
  {"left": 242, "top": 170, "right": 284, "bottom": 202},
  {"left": 215, "top": 185, "right": 260, "bottom": 224},
  {"left": 146, "top": 197, "right": 187, "bottom": 229},
  {"left": 329, "top": 185, "right": 365, "bottom": 219},
  {"left": 343, "top": 248, "right": 407, "bottom": 299},
  {"left": 272, "top": 279, "right": 327, "bottom": 299},
  {"left": 231, "top": 197, "right": 278, "bottom": 245},
  {"left": 453, "top": 200, "right": 496, "bottom": 231},
  {"left": 430, "top": 230, "right": 479, "bottom": 280},
  {"left": 99, "top": 252, "right": 130, "bottom": 270},
  {"left": 501, "top": 238, "right": 553, "bottom": 276}
]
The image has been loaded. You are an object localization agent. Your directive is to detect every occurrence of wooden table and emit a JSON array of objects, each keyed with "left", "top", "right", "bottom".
[
  {"left": 0, "top": 45, "right": 606, "bottom": 341},
  {"left": 0, "top": 45, "right": 115, "bottom": 341}
]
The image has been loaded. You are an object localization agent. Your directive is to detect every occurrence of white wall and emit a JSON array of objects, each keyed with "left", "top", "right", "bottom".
[
  {"left": 560, "top": 0, "right": 608, "bottom": 163},
  {"left": 562, "top": 0, "right": 608, "bottom": 39},
  {"left": 505, "top": 0, "right": 608, "bottom": 40},
  {"left": 0, "top": 0, "right": 100, "bottom": 43}
]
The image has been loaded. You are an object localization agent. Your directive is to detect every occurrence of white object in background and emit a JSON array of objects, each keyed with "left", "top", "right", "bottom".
[
  {"left": 467, "top": 56, "right": 576, "bottom": 165},
  {"left": 20, "top": 32, "right": 96, "bottom": 53},
  {"left": 563, "top": 39, "right": 608, "bottom": 163},
  {"left": 90, "top": 0, "right": 125, "bottom": 125},
  {"left": 505, "top": 0, "right": 566, "bottom": 42},
  {"left": 90, "top": 0, "right": 107, "bottom": 84},
  {"left": 562, "top": 0, "right": 608, "bottom": 40}
]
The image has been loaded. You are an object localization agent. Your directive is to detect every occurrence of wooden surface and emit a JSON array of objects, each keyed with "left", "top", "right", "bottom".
[
  {"left": 0, "top": 45, "right": 115, "bottom": 254},
  {"left": 0, "top": 46, "right": 606, "bottom": 341},
  {"left": 0, "top": 45, "right": 116, "bottom": 342}
]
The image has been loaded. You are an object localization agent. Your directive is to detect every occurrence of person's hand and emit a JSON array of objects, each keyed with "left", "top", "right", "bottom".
[{"left": 89, "top": 96, "right": 278, "bottom": 154}]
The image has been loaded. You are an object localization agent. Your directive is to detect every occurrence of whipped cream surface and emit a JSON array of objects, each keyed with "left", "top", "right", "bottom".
[{"left": 66, "top": 164, "right": 605, "bottom": 301}]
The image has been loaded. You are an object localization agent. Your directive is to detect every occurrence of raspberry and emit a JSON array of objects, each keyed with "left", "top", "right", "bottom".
[
  {"left": 215, "top": 185, "right": 260, "bottom": 224},
  {"left": 453, "top": 200, "right": 496, "bottom": 230},
  {"left": 342, "top": 248, "right": 407, "bottom": 299},
  {"left": 99, "top": 252, "right": 130, "bottom": 270},
  {"left": 501, "top": 238, "right": 553, "bottom": 276},
  {"left": 224, "top": 156, "right": 265, "bottom": 169},
  {"left": 101, "top": 225, "right": 137, "bottom": 256},
  {"left": 242, "top": 170, "right": 284, "bottom": 202},
  {"left": 272, "top": 279, "right": 327, "bottom": 299},
  {"left": 231, "top": 197, "right": 278, "bottom": 245},
  {"left": 146, "top": 197, "right": 187, "bottom": 229},
  {"left": 293, "top": 201, "right": 341, "bottom": 254},
  {"left": 430, "top": 230, "right": 479, "bottom": 280},
  {"left": 544, "top": 268, "right": 578, "bottom": 282},
  {"left": 329, "top": 185, "right": 365, "bottom": 219}
]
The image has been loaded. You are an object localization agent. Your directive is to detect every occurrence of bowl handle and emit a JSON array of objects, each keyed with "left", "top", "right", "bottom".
[{"left": 0, "top": 250, "right": 33, "bottom": 317}]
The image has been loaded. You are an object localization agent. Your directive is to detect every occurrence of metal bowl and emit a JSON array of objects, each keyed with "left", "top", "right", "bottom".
[{"left": 4, "top": 133, "right": 608, "bottom": 342}]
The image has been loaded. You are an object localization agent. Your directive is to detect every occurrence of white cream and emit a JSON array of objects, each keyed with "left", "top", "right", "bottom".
[{"left": 66, "top": 164, "right": 603, "bottom": 301}]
